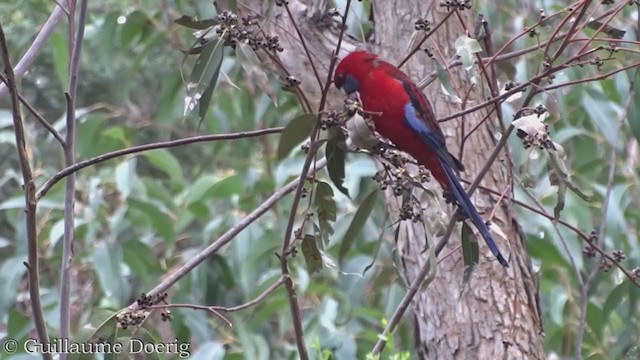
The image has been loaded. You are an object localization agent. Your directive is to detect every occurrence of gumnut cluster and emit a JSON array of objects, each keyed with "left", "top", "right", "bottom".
[
  {"left": 116, "top": 292, "right": 171, "bottom": 329},
  {"left": 440, "top": 0, "right": 472, "bottom": 11},
  {"left": 214, "top": 10, "right": 283, "bottom": 52}
]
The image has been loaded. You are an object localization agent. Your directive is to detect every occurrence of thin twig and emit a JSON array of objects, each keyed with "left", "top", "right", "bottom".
[
  {"left": 36, "top": 127, "right": 284, "bottom": 199},
  {"left": 151, "top": 303, "right": 232, "bottom": 327},
  {"left": 276, "top": 2, "right": 353, "bottom": 359},
  {"left": 60, "top": 1, "right": 88, "bottom": 354},
  {"left": 282, "top": 3, "right": 323, "bottom": 92},
  {"left": 516, "top": 180, "right": 582, "bottom": 279},
  {"left": 0, "top": 23, "right": 53, "bottom": 360},
  {"left": 0, "top": 5, "right": 66, "bottom": 98},
  {"left": 371, "top": 208, "right": 459, "bottom": 355},
  {"left": 415, "top": 5, "right": 623, "bottom": 92},
  {"left": 398, "top": 10, "right": 454, "bottom": 68},
  {"left": 541, "top": 61, "right": 640, "bottom": 92},
  {"left": 575, "top": 68, "right": 637, "bottom": 358},
  {"left": 466, "top": 180, "right": 640, "bottom": 288},
  {"left": 212, "top": 276, "right": 286, "bottom": 312},
  {"left": 545, "top": 1, "right": 587, "bottom": 62},
  {"left": 278, "top": 138, "right": 322, "bottom": 360},
  {"left": 477, "top": 15, "right": 503, "bottom": 125},
  {"left": 317, "top": 1, "right": 351, "bottom": 113},
  {"left": 0, "top": 73, "right": 66, "bottom": 146}
]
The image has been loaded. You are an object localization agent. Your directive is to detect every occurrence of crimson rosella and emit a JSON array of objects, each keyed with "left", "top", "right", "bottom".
[{"left": 334, "top": 51, "right": 508, "bottom": 267}]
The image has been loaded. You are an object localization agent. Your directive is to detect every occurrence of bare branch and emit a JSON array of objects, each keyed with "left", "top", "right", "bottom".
[
  {"left": 37, "top": 127, "right": 284, "bottom": 199},
  {"left": 212, "top": 276, "right": 287, "bottom": 312},
  {"left": 274, "top": 2, "right": 355, "bottom": 358},
  {"left": 59, "top": 1, "right": 89, "bottom": 355},
  {"left": 0, "top": 5, "right": 65, "bottom": 99},
  {"left": 281, "top": 3, "right": 324, "bottom": 91},
  {"left": 575, "top": 67, "right": 638, "bottom": 357},
  {"left": 0, "top": 22, "right": 53, "bottom": 360},
  {"left": 0, "top": 73, "right": 66, "bottom": 146},
  {"left": 133, "top": 158, "right": 327, "bottom": 305}
]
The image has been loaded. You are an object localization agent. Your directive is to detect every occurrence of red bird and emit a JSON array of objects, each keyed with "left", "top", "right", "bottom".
[{"left": 334, "top": 51, "right": 508, "bottom": 267}]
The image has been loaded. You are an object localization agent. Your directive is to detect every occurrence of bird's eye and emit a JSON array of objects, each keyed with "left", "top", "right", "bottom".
[{"left": 336, "top": 73, "right": 344, "bottom": 84}]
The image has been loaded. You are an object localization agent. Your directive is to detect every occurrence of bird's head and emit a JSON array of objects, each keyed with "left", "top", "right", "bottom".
[{"left": 333, "top": 51, "right": 378, "bottom": 95}]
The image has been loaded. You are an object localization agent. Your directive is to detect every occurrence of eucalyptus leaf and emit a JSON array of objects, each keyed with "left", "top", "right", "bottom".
[
  {"left": 315, "top": 181, "right": 337, "bottom": 244},
  {"left": 326, "top": 129, "right": 349, "bottom": 196},
  {"left": 185, "top": 37, "right": 225, "bottom": 118},
  {"left": 236, "top": 42, "right": 277, "bottom": 105},
  {"left": 339, "top": 190, "right": 378, "bottom": 264},
  {"left": 302, "top": 234, "right": 323, "bottom": 274},
  {"left": 276, "top": 114, "right": 316, "bottom": 160},
  {"left": 175, "top": 15, "right": 217, "bottom": 30},
  {"left": 461, "top": 221, "right": 479, "bottom": 289}
]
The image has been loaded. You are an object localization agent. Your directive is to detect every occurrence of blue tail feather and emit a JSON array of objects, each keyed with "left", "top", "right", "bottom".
[{"left": 441, "top": 160, "right": 508, "bottom": 267}]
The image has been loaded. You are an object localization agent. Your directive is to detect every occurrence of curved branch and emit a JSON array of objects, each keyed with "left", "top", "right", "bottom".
[
  {"left": 36, "top": 127, "right": 284, "bottom": 199},
  {"left": 0, "top": 5, "right": 65, "bottom": 99},
  {"left": 133, "top": 158, "right": 327, "bottom": 305},
  {"left": 0, "top": 23, "right": 53, "bottom": 360}
]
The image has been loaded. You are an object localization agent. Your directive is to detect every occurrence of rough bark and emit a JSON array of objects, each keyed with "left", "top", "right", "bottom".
[{"left": 238, "top": 0, "right": 545, "bottom": 358}]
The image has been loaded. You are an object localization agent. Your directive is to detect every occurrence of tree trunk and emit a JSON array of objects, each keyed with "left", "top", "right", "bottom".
[{"left": 239, "top": 0, "right": 545, "bottom": 358}]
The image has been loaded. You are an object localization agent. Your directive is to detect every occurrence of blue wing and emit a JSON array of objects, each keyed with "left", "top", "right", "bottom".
[
  {"left": 399, "top": 79, "right": 464, "bottom": 172},
  {"left": 403, "top": 102, "right": 460, "bottom": 170},
  {"left": 403, "top": 101, "right": 508, "bottom": 267}
]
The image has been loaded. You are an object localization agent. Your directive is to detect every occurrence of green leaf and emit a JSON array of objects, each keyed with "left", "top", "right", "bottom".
[
  {"left": 236, "top": 42, "right": 277, "bottom": 105},
  {"left": 208, "top": 173, "right": 243, "bottom": 197},
  {"left": 120, "top": 10, "right": 152, "bottom": 48},
  {"left": 185, "top": 37, "right": 225, "bottom": 119},
  {"left": 123, "top": 328, "right": 161, "bottom": 360},
  {"left": 602, "top": 281, "right": 628, "bottom": 323},
  {"left": 626, "top": 70, "right": 640, "bottom": 142},
  {"left": 92, "top": 241, "right": 124, "bottom": 304},
  {"left": 314, "top": 181, "right": 336, "bottom": 244},
  {"left": 7, "top": 307, "right": 29, "bottom": 339},
  {"left": 67, "top": 313, "right": 118, "bottom": 360},
  {"left": 339, "top": 190, "right": 378, "bottom": 264},
  {"left": 128, "top": 198, "right": 175, "bottom": 241},
  {"left": 76, "top": 114, "right": 108, "bottom": 159},
  {"left": 461, "top": 222, "right": 478, "bottom": 288},
  {"left": 454, "top": 35, "right": 482, "bottom": 71},
  {"left": 122, "top": 239, "right": 162, "bottom": 276},
  {"left": 98, "top": 12, "right": 119, "bottom": 74},
  {"left": 527, "top": 236, "right": 569, "bottom": 266},
  {"left": 326, "top": 129, "right": 349, "bottom": 196},
  {"left": 461, "top": 222, "right": 479, "bottom": 265},
  {"left": 179, "top": 172, "right": 241, "bottom": 206},
  {"left": 582, "top": 91, "right": 620, "bottom": 146},
  {"left": 585, "top": 19, "right": 626, "bottom": 39},
  {"left": 51, "top": 31, "right": 69, "bottom": 89},
  {"left": 142, "top": 148, "right": 184, "bottom": 185},
  {"left": 174, "top": 15, "right": 217, "bottom": 29},
  {"left": 276, "top": 113, "right": 315, "bottom": 160},
  {"left": 302, "top": 234, "right": 323, "bottom": 274},
  {"left": 586, "top": 302, "right": 603, "bottom": 341},
  {"left": 198, "top": 63, "right": 223, "bottom": 122},
  {"left": 0, "top": 257, "right": 27, "bottom": 323},
  {"left": 362, "top": 210, "right": 388, "bottom": 276},
  {"left": 115, "top": 158, "right": 137, "bottom": 198},
  {"left": 189, "top": 341, "right": 226, "bottom": 360}
]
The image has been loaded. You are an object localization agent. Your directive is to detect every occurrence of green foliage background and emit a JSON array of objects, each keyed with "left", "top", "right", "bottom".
[{"left": 0, "top": 0, "right": 639, "bottom": 359}]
